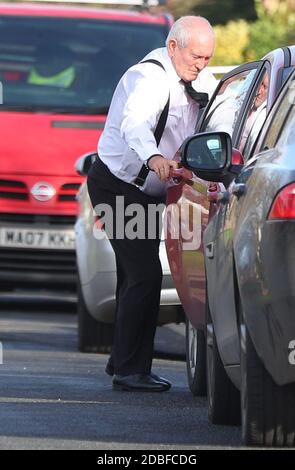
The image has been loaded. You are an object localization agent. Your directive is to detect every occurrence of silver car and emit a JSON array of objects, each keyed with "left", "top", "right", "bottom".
[{"left": 75, "top": 153, "right": 183, "bottom": 352}]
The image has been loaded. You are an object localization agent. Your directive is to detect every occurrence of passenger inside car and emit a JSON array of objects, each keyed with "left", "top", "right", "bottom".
[
  {"left": 239, "top": 72, "right": 269, "bottom": 158},
  {"left": 27, "top": 44, "right": 76, "bottom": 88},
  {"left": 202, "top": 69, "right": 256, "bottom": 136}
]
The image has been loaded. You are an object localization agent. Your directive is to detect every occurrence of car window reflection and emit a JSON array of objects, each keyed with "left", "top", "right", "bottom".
[
  {"left": 202, "top": 68, "right": 257, "bottom": 137},
  {"left": 239, "top": 72, "right": 269, "bottom": 160}
]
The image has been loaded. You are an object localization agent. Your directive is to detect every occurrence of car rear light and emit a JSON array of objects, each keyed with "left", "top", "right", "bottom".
[{"left": 268, "top": 182, "right": 295, "bottom": 220}]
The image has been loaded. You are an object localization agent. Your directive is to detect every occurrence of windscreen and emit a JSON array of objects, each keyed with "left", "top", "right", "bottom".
[{"left": 0, "top": 15, "right": 167, "bottom": 114}]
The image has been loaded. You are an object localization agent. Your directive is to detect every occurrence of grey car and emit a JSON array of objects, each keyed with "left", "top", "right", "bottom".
[
  {"left": 181, "top": 68, "right": 295, "bottom": 446},
  {"left": 75, "top": 153, "right": 184, "bottom": 353},
  {"left": 165, "top": 45, "right": 295, "bottom": 400}
]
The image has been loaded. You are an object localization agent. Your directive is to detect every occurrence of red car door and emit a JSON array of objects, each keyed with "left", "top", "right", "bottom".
[{"left": 165, "top": 61, "right": 266, "bottom": 329}]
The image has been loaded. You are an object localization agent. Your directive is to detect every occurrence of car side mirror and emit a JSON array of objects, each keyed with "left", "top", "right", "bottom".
[
  {"left": 75, "top": 152, "right": 97, "bottom": 176},
  {"left": 181, "top": 132, "right": 244, "bottom": 183}
]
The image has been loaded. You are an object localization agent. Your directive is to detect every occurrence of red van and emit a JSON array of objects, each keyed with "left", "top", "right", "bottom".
[{"left": 0, "top": 2, "right": 172, "bottom": 295}]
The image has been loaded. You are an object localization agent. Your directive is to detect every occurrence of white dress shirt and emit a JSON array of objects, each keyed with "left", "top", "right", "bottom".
[
  {"left": 240, "top": 102, "right": 267, "bottom": 156},
  {"left": 98, "top": 47, "right": 217, "bottom": 196}
]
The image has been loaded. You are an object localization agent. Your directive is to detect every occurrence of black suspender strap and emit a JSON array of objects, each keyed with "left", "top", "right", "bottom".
[
  {"left": 134, "top": 59, "right": 170, "bottom": 187},
  {"left": 142, "top": 60, "right": 170, "bottom": 147}
]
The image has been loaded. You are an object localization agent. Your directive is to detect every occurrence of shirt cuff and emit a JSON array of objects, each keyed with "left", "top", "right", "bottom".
[
  {"left": 134, "top": 140, "right": 160, "bottom": 162},
  {"left": 145, "top": 154, "right": 164, "bottom": 170}
]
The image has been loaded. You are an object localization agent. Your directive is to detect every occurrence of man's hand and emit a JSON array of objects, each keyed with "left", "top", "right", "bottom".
[{"left": 147, "top": 155, "right": 179, "bottom": 182}]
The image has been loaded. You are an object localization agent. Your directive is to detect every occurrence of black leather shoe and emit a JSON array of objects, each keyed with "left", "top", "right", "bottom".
[
  {"left": 105, "top": 361, "right": 114, "bottom": 376},
  {"left": 112, "top": 374, "right": 170, "bottom": 392},
  {"left": 150, "top": 374, "right": 171, "bottom": 388},
  {"left": 106, "top": 362, "right": 171, "bottom": 388}
]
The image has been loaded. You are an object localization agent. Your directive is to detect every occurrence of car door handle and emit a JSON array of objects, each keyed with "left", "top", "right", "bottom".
[
  {"left": 206, "top": 242, "right": 214, "bottom": 259},
  {"left": 171, "top": 169, "right": 194, "bottom": 186},
  {"left": 207, "top": 189, "right": 218, "bottom": 202},
  {"left": 207, "top": 183, "right": 220, "bottom": 202},
  {"left": 217, "top": 190, "right": 230, "bottom": 204},
  {"left": 232, "top": 183, "right": 246, "bottom": 198}
]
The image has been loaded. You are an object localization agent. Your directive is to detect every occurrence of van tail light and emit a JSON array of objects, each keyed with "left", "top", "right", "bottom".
[{"left": 268, "top": 182, "right": 295, "bottom": 220}]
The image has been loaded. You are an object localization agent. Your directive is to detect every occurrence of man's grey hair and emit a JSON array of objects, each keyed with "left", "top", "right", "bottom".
[{"left": 166, "top": 16, "right": 213, "bottom": 48}]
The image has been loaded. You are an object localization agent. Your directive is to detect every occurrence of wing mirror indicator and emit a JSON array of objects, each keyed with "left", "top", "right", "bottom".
[
  {"left": 75, "top": 152, "right": 97, "bottom": 176},
  {"left": 232, "top": 148, "right": 244, "bottom": 166},
  {"left": 229, "top": 148, "right": 244, "bottom": 175}
]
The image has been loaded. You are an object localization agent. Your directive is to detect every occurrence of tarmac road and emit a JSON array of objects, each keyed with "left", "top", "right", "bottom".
[{"left": 0, "top": 298, "right": 242, "bottom": 450}]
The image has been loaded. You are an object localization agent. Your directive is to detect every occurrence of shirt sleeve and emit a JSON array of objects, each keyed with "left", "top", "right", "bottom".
[{"left": 120, "top": 65, "right": 169, "bottom": 162}]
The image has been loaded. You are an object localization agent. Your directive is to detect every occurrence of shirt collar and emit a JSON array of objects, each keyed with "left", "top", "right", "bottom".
[
  {"left": 160, "top": 49, "right": 209, "bottom": 89},
  {"left": 143, "top": 47, "right": 182, "bottom": 84},
  {"left": 161, "top": 48, "right": 182, "bottom": 84}
]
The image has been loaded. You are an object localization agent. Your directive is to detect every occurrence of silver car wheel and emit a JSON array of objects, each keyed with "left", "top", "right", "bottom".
[
  {"left": 185, "top": 316, "right": 207, "bottom": 396},
  {"left": 188, "top": 320, "right": 198, "bottom": 376},
  {"left": 206, "top": 321, "right": 214, "bottom": 411}
]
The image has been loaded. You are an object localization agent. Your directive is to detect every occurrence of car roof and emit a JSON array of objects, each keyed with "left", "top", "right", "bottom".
[
  {"left": 263, "top": 45, "right": 295, "bottom": 66},
  {"left": 0, "top": 2, "right": 168, "bottom": 24}
]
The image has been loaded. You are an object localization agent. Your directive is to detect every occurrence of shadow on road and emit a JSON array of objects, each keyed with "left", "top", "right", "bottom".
[
  {"left": 0, "top": 297, "right": 186, "bottom": 360},
  {"left": 0, "top": 298, "right": 242, "bottom": 449}
]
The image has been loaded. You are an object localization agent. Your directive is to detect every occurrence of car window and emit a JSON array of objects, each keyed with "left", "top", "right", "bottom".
[
  {"left": 0, "top": 15, "right": 167, "bottom": 114},
  {"left": 273, "top": 101, "right": 295, "bottom": 149},
  {"left": 200, "top": 67, "right": 259, "bottom": 137},
  {"left": 258, "top": 76, "right": 295, "bottom": 151},
  {"left": 282, "top": 66, "right": 294, "bottom": 84},
  {"left": 238, "top": 70, "right": 269, "bottom": 160}
]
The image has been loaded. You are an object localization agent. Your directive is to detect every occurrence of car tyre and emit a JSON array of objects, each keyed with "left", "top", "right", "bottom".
[
  {"left": 206, "top": 301, "right": 240, "bottom": 425},
  {"left": 77, "top": 280, "right": 114, "bottom": 353},
  {"left": 185, "top": 317, "right": 207, "bottom": 396},
  {"left": 241, "top": 324, "right": 295, "bottom": 447}
]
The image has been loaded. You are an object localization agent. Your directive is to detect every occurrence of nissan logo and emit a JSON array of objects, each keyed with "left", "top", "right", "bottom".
[{"left": 31, "top": 182, "right": 56, "bottom": 202}]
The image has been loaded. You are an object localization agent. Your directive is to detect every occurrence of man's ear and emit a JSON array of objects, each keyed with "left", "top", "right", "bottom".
[{"left": 167, "top": 39, "right": 177, "bottom": 58}]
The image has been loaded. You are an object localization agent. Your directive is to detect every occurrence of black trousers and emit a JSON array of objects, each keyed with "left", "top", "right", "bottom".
[{"left": 87, "top": 157, "right": 165, "bottom": 376}]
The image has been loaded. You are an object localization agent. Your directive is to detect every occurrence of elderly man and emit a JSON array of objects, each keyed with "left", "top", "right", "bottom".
[{"left": 87, "top": 16, "right": 217, "bottom": 392}]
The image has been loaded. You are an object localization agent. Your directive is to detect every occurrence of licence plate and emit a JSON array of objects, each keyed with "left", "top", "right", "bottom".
[{"left": 0, "top": 227, "right": 75, "bottom": 250}]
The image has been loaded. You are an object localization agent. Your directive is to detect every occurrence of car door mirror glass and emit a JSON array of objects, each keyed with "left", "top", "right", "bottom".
[{"left": 183, "top": 133, "right": 228, "bottom": 171}]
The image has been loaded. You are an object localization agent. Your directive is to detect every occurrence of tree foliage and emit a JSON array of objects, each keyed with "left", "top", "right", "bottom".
[
  {"left": 171, "top": 0, "right": 295, "bottom": 66},
  {"left": 244, "top": 0, "right": 295, "bottom": 61},
  {"left": 210, "top": 20, "right": 250, "bottom": 66},
  {"left": 171, "top": 0, "right": 256, "bottom": 24}
]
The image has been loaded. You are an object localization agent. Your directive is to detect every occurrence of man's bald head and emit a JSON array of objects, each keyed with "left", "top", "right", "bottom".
[
  {"left": 166, "top": 16, "right": 215, "bottom": 82},
  {"left": 166, "top": 16, "right": 215, "bottom": 49}
]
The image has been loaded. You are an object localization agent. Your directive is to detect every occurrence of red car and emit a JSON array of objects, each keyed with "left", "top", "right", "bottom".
[
  {"left": 165, "top": 45, "right": 295, "bottom": 396},
  {"left": 0, "top": 2, "right": 172, "bottom": 296}
]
